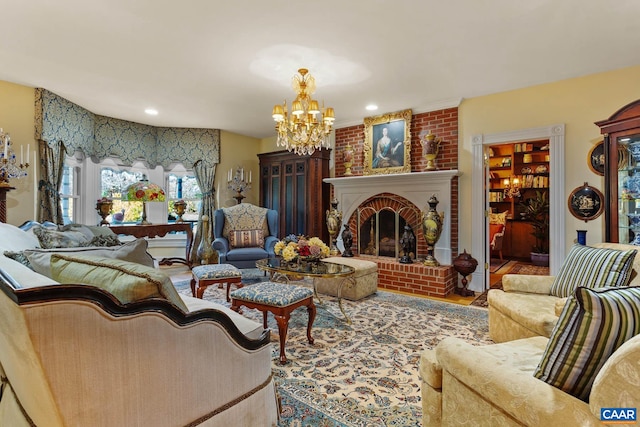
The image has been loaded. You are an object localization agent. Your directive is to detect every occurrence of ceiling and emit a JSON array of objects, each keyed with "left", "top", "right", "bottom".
[{"left": 2, "top": 0, "right": 639, "bottom": 139}]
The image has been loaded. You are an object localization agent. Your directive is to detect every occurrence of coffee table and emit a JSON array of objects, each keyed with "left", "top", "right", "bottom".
[{"left": 256, "top": 258, "right": 356, "bottom": 323}]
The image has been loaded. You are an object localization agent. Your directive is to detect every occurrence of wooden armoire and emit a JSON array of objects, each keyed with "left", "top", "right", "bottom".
[{"left": 258, "top": 149, "right": 331, "bottom": 243}]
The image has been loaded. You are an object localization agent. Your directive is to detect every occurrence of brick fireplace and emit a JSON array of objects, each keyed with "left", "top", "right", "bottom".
[
  {"left": 325, "top": 171, "right": 459, "bottom": 297},
  {"left": 328, "top": 106, "right": 461, "bottom": 297}
]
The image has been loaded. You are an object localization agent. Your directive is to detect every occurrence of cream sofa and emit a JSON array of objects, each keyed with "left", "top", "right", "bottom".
[
  {"left": 420, "top": 334, "right": 640, "bottom": 426},
  {"left": 488, "top": 242, "right": 640, "bottom": 343},
  {"left": 0, "top": 223, "right": 279, "bottom": 427}
]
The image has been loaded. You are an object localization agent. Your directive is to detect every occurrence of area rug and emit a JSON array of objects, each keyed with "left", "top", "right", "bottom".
[
  {"left": 174, "top": 273, "right": 492, "bottom": 426},
  {"left": 507, "top": 263, "right": 550, "bottom": 276}
]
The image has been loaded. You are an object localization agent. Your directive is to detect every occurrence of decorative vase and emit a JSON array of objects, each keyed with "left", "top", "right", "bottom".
[
  {"left": 421, "top": 195, "right": 444, "bottom": 266},
  {"left": 343, "top": 144, "right": 354, "bottom": 176},
  {"left": 96, "top": 200, "right": 113, "bottom": 226},
  {"left": 197, "top": 215, "right": 217, "bottom": 265},
  {"left": 577, "top": 229, "right": 587, "bottom": 245},
  {"left": 399, "top": 224, "right": 415, "bottom": 264},
  {"left": 341, "top": 225, "right": 354, "bottom": 257},
  {"left": 326, "top": 199, "right": 343, "bottom": 256},
  {"left": 453, "top": 249, "right": 478, "bottom": 296},
  {"left": 174, "top": 200, "right": 187, "bottom": 223},
  {"left": 421, "top": 132, "right": 441, "bottom": 171}
]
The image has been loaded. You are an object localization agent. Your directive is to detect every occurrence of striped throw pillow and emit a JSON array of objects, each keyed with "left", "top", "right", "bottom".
[
  {"left": 229, "top": 229, "right": 264, "bottom": 249},
  {"left": 533, "top": 286, "right": 640, "bottom": 401},
  {"left": 549, "top": 244, "right": 636, "bottom": 298}
]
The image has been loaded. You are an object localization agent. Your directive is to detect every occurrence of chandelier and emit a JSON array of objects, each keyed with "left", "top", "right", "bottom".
[
  {"left": 503, "top": 176, "right": 521, "bottom": 199},
  {"left": 272, "top": 68, "right": 335, "bottom": 156}
]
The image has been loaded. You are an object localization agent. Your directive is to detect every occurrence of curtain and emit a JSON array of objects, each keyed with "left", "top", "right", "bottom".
[
  {"left": 37, "top": 140, "right": 66, "bottom": 224},
  {"left": 190, "top": 160, "right": 217, "bottom": 265}
]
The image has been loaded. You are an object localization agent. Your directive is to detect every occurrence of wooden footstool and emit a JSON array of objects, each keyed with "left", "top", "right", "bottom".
[
  {"left": 230, "top": 282, "right": 315, "bottom": 365},
  {"left": 190, "top": 264, "right": 243, "bottom": 301}
]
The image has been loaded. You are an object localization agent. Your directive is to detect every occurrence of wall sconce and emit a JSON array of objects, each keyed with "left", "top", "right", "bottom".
[
  {"left": 228, "top": 166, "right": 251, "bottom": 204},
  {"left": 503, "top": 176, "right": 521, "bottom": 199},
  {"left": 1, "top": 128, "right": 29, "bottom": 187}
]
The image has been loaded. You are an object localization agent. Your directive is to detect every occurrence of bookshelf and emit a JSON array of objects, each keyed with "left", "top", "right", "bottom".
[{"left": 489, "top": 140, "right": 550, "bottom": 260}]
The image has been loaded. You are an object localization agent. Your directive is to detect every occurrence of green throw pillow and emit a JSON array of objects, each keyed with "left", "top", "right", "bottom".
[
  {"left": 50, "top": 254, "right": 188, "bottom": 313},
  {"left": 549, "top": 244, "right": 637, "bottom": 298},
  {"left": 534, "top": 286, "right": 640, "bottom": 401},
  {"left": 24, "top": 238, "right": 154, "bottom": 279}
]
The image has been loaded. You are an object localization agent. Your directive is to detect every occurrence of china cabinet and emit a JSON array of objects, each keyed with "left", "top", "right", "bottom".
[
  {"left": 258, "top": 150, "right": 331, "bottom": 243},
  {"left": 595, "top": 99, "right": 640, "bottom": 243}
]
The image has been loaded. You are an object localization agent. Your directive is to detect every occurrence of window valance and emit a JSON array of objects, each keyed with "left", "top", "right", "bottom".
[{"left": 34, "top": 88, "right": 219, "bottom": 169}]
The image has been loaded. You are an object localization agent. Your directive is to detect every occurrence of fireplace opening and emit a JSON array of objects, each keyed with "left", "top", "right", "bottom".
[{"left": 355, "top": 198, "right": 420, "bottom": 259}]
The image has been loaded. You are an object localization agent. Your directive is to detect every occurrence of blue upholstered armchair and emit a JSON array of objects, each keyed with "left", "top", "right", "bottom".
[{"left": 212, "top": 204, "right": 279, "bottom": 269}]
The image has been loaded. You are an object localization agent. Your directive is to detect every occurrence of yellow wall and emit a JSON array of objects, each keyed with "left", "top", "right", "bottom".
[
  {"left": 459, "top": 64, "right": 640, "bottom": 253},
  {"left": 0, "top": 81, "right": 37, "bottom": 226},
  {"left": 217, "top": 130, "right": 261, "bottom": 207}
]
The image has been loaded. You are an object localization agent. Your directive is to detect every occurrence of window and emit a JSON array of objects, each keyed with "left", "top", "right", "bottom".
[
  {"left": 167, "top": 174, "right": 201, "bottom": 222},
  {"left": 100, "top": 167, "right": 144, "bottom": 224},
  {"left": 60, "top": 165, "right": 78, "bottom": 225}
]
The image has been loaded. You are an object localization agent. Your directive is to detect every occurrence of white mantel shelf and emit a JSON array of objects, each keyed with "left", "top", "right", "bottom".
[{"left": 324, "top": 170, "right": 461, "bottom": 264}]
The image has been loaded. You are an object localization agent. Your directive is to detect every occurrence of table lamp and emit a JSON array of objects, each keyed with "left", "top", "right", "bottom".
[{"left": 123, "top": 175, "right": 166, "bottom": 225}]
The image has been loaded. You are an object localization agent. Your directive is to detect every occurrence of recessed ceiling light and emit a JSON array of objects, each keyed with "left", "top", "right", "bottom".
[
  {"left": 145, "top": 108, "right": 159, "bottom": 116},
  {"left": 366, "top": 104, "right": 378, "bottom": 111}
]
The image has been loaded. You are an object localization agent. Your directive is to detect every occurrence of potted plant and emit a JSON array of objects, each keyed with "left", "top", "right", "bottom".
[{"left": 519, "top": 190, "right": 550, "bottom": 266}]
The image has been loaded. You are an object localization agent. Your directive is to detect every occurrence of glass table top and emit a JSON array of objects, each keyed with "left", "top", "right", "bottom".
[{"left": 256, "top": 258, "right": 355, "bottom": 278}]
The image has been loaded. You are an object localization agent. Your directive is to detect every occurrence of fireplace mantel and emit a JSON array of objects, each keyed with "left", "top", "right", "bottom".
[{"left": 325, "top": 170, "right": 460, "bottom": 264}]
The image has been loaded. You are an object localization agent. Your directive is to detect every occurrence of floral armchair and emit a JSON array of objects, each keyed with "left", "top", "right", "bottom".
[{"left": 212, "top": 203, "right": 279, "bottom": 269}]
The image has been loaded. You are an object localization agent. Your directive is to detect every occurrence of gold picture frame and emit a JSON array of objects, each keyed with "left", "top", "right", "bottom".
[{"left": 363, "top": 109, "right": 412, "bottom": 175}]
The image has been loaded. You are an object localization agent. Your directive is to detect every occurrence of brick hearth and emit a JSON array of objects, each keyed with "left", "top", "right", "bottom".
[{"left": 363, "top": 256, "right": 457, "bottom": 297}]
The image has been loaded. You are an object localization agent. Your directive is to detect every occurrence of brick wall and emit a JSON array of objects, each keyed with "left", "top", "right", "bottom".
[
  {"left": 334, "top": 107, "right": 459, "bottom": 258},
  {"left": 372, "top": 257, "right": 457, "bottom": 297},
  {"left": 333, "top": 108, "right": 460, "bottom": 296}
]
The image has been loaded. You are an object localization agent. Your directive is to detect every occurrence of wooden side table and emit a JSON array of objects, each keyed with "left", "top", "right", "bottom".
[{"left": 109, "top": 223, "right": 193, "bottom": 267}]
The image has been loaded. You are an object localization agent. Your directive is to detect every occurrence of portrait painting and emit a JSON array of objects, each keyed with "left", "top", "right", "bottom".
[{"left": 363, "top": 109, "right": 412, "bottom": 175}]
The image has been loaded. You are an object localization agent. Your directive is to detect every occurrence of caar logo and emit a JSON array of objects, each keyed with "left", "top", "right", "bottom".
[{"left": 601, "top": 408, "right": 637, "bottom": 424}]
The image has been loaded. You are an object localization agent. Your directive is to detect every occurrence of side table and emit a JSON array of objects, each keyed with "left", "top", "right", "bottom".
[{"left": 109, "top": 223, "right": 193, "bottom": 267}]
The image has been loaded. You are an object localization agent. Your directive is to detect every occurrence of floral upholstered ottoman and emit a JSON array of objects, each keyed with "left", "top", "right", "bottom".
[
  {"left": 313, "top": 257, "right": 378, "bottom": 301},
  {"left": 191, "top": 263, "right": 243, "bottom": 302},
  {"left": 230, "top": 281, "right": 315, "bottom": 364}
]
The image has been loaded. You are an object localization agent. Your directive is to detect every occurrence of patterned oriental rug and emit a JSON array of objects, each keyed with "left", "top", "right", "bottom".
[{"left": 174, "top": 270, "right": 491, "bottom": 427}]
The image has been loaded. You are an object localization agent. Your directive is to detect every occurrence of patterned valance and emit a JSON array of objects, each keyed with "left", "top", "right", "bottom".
[{"left": 35, "top": 88, "right": 220, "bottom": 169}]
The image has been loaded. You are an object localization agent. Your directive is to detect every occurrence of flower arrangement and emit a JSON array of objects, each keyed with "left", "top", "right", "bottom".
[{"left": 274, "top": 234, "right": 330, "bottom": 262}]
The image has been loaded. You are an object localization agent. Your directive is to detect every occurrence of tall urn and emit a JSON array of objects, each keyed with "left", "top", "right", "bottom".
[
  {"left": 197, "top": 215, "right": 217, "bottom": 265},
  {"left": 421, "top": 195, "right": 444, "bottom": 266},
  {"left": 421, "top": 131, "right": 442, "bottom": 171},
  {"left": 326, "top": 199, "right": 343, "bottom": 256}
]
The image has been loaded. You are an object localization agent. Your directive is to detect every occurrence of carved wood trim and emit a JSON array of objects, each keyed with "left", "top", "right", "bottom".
[{"left": 0, "top": 269, "right": 270, "bottom": 351}]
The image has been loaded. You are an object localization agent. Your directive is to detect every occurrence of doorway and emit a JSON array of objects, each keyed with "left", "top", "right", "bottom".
[{"left": 470, "top": 124, "right": 566, "bottom": 292}]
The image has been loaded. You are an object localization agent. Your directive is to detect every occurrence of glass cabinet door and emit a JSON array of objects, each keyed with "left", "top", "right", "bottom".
[
  {"left": 618, "top": 134, "right": 640, "bottom": 244},
  {"left": 596, "top": 99, "right": 640, "bottom": 243}
]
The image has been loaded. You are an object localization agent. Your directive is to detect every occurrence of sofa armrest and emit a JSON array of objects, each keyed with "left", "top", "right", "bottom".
[
  {"left": 502, "top": 274, "right": 555, "bottom": 294},
  {"left": 436, "top": 337, "right": 599, "bottom": 426}
]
